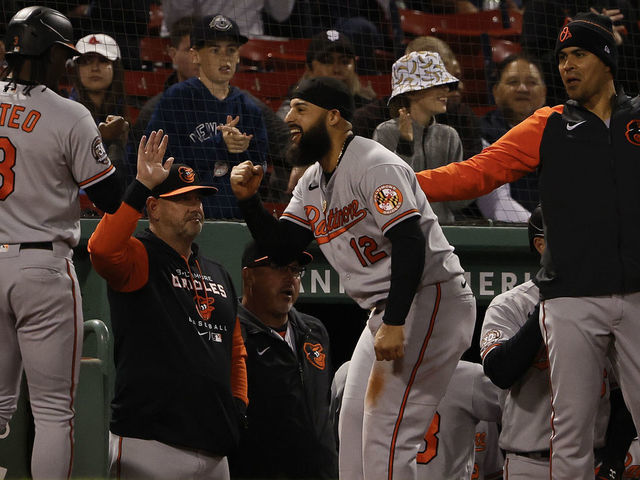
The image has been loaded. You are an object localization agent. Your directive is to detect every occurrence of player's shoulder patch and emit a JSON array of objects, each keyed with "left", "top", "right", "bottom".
[
  {"left": 480, "top": 329, "right": 503, "bottom": 350},
  {"left": 91, "top": 136, "right": 109, "bottom": 164},
  {"left": 373, "top": 184, "right": 403, "bottom": 215}
]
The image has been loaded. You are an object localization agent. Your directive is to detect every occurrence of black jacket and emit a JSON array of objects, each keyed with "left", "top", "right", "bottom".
[
  {"left": 537, "top": 92, "right": 640, "bottom": 299},
  {"left": 230, "top": 304, "right": 338, "bottom": 479}
]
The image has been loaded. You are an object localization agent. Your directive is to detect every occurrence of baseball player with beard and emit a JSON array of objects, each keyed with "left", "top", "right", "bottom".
[
  {"left": 481, "top": 207, "right": 610, "bottom": 478},
  {"left": 230, "top": 76, "right": 476, "bottom": 480},
  {"left": 0, "top": 6, "right": 121, "bottom": 479}
]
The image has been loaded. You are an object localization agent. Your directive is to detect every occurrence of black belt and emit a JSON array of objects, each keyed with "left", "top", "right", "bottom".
[
  {"left": 20, "top": 242, "right": 53, "bottom": 250},
  {"left": 508, "top": 450, "right": 550, "bottom": 460}
]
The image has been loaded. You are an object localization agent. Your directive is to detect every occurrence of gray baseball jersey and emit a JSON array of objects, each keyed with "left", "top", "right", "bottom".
[
  {"left": 0, "top": 80, "right": 113, "bottom": 478},
  {"left": 282, "top": 135, "right": 464, "bottom": 308},
  {"left": 481, "top": 281, "right": 609, "bottom": 454},
  {"left": 621, "top": 438, "right": 640, "bottom": 478},
  {"left": 416, "top": 361, "right": 502, "bottom": 480},
  {"left": 0, "top": 80, "right": 114, "bottom": 247}
]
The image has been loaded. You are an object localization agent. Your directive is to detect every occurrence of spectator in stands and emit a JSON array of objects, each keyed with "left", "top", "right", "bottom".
[
  {"left": 373, "top": 51, "right": 473, "bottom": 223},
  {"left": 70, "top": 33, "right": 129, "bottom": 173},
  {"left": 352, "top": 36, "right": 484, "bottom": 161},
  {"left": 314, "top": 0, "right": 404, "bottom": 74},
  {"left": 132, "top": 16, "right": 199, "bottom": 143},
  {"left": 475, "top": 54, "right": 547, "bottom": 222},
  {"left": 276, "top": 30, "right": 376, "bottom": 120},
  {"left": 229, "top": 241, "right": 338, "bottom": 479},
  {"left": 160, "top": 0, "right": 296, "bottom": 38},
  {"left": 146, "top": 14, "right": 268, "bottom": 218}
]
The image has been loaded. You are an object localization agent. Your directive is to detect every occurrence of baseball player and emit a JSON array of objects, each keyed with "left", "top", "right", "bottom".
[
  {"left": 481, "top": 207, "right": 609, "bottom": 478},
  {"left": 472, "top": 421, "right": 504, "bottom": 480},
  {"left": 415, "top": 12, "right": 640, "bottom": 479},
  {"left": 0, "top": 6, "right": 121, "bottom": 479},
  {"left": 230, "top": 76, "right": 476, "bottom": 480}
]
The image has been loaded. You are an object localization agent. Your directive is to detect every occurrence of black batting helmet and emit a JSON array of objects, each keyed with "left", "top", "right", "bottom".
[
  {"left": 528, "top": 205, "right": 544, "bottom": 252},
  {"left": 5, "top": 6, "right": 77, "bottom": 58}
]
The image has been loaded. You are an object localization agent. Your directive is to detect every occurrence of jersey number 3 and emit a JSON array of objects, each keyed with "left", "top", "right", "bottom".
[
  {"left": 0, "top": 137, "right": 17, "bottom": 200},
  {"left": 417, "top": 412, "right": 440, "bottom": 464}
]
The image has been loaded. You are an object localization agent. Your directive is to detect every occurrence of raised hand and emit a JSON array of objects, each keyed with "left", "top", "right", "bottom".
[
  {"left": 230, "top": 160, "right": 264, "bottom": 200},
  {"left": 98, "top": 115, "right": 129, "bottom": 142},
  {"left": 136, "top": 129, "right": 174, "bottom": 190},
  {"left": 220, "top": 115, "right": 254, "bottom": 153},
  {"left": 398, "top": 108, "right": 413, "bottom": 142}
]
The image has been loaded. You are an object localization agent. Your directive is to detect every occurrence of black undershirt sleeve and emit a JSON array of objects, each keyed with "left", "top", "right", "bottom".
[
  {"left": 381, "top": 216, "right": 425, "bottom": 326},
  {"left": 483, "top": 304, "right": 543, "bottom": 389},
  {"left": 84, "top": 170, "right": 124, "bottom": 214},
  {"left": 238, "top": 194, "right": 314, "bottom": 262}
]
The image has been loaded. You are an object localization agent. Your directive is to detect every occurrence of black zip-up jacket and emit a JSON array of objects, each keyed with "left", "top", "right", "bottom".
[
  {"left": 417, "top": 91, "right": 640, "bottom": 300},
  {"left": 229, "top": 303, "right": 338, "bottom": 479}
]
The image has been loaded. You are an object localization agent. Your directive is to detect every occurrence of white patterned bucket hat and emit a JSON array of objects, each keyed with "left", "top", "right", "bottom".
[{"left": 389, "top": 51, "right": 459, "bottom": 102}]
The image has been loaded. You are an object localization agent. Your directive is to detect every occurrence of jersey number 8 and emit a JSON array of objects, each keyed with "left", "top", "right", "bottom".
[{"left": 0, "top": 137, "right": 17, "bottom": 200}]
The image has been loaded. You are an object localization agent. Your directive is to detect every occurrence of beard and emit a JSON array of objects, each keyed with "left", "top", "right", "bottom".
[{"left": 286, "top": 116, "right": 332, "bottom": 167}]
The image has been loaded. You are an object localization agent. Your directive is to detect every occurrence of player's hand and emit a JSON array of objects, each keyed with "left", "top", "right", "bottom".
[
  {"left": 398, "top": 108, "right": 413, "bottom": 142},
  {"left": 220, "top": 115, "right": 253, "bottom": 153},
  {"left": 136, "top": 129, "right": 174, "bottom": 190},
  {"left": 98, "top": 115, "right": 129, "bottom": 142},
  {"left": 286, "top": 165, "right": 310, "bottom": 194},
  {"left": 230, "top": 160, "right": 264, "bottom": 200},
  {"left": 374, "top": 324, "right": 405, "bottom": 361}
]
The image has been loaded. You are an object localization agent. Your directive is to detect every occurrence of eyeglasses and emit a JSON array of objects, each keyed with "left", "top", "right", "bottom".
[{"left": 248, "top": 262, "right": 306, "bottom": 278}]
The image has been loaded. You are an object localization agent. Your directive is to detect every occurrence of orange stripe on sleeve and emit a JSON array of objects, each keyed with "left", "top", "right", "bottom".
[
  {"left": 87, "top": 202, "right": 150, "bottom": 292},
  {"left": 381, "top": 209, "right": 419, "bottom": 232},
  {"left": 78, "top": 164, "right": 115, "bottom": 187},
  {"left": 231, "top": 316, "right": 248, "bottom": 405},
  {"left": 416, "top": 106, "right": 563, "bottom": 202}
]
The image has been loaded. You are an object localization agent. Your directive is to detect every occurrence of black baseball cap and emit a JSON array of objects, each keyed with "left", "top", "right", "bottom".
[
  {"left": 528, "top": 205, "right": 544, "bottom": 252},
  {"left": 306, "top": 30, "right": 356, "bottom": 66},
  {"left": 191, "top": 14, "right": 248, "bottom": 48},
  {"left": 242, "top": 240, "right": 312, "bottom": 268},
  {"left": 292, "top": 76, "right": 355, "bottom": 122},
  {"left": 151, "top": 164, "right": 217, "bottom": 198}
]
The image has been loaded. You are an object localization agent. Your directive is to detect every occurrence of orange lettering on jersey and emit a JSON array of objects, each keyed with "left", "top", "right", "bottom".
[
  {"left": 304, "top": 200, "right": 367, "bottom": 244},
  {"left": 22, "top": 110, "right": 41, "bottom": 132},
  {"left": 475, "top": 432, "right": 487, "bottom": 452},
  {"left": 0, "top": 103, "right": 11, "bottom": 125},
  {"left": 8, "top": 105, "right": 25, "bottom": 129},
  {"left": 533, "top": 345, "right": 549, "bottom": 370}
]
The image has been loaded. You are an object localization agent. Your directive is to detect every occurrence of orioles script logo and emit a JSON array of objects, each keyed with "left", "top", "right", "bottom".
[
  {"left": 304, "top": 200, "right": 367, "bottom": 244},
  {"left": 625, "top": 119, "right": 640, "bottom": 146}
]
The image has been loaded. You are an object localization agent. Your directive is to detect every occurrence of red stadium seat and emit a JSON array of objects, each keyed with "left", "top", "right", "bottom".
[
  {"left": 124, "top": 69, "right": 172, "bottom": 98},
  {"left": 360, "top": 74, "right": 392, "bottom": 98},
  {"left": 231, "top": 70, "right": 304, "bottom": 110},
  {"left": 147, "top": 3, "right": 164, "bottom": 35},
  {"left": 140, "top": 37, "right": 171, "bottom": 68},
  {"left": 240, "top": 38, "right": 311, "bottom": 71}
]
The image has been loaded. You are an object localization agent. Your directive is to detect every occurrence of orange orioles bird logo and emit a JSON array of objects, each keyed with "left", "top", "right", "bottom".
[
  {"left": 178, "top": 166, "right": 196, "bottom": 183},
  {"left": 625, "top": 119, "right": 640, "bottom": 146},
  {"left": 303, "top": 342, "right": 326, "bottom": 370},
  {"left": 559, "top": 26, "right": 572, "bottom": 42}
]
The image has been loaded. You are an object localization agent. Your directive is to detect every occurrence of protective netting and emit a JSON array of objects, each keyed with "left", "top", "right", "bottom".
[{"left": 2, "top": 1, "right": 638, "bottom": 222}]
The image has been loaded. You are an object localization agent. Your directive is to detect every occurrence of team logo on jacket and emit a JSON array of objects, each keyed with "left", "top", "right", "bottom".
[
  {"left": 91, "top": 136, "right": 108, "bottom": 164},
  {"left": 303, "top": 342, "right": 326, "bottom": 370},
  {"left": 625, "top": 119, "right": 640, "bottom": 146},
  {"left": 374, "top": 184, "right": 403, "bottom": 215},
  {"left": 479, "top": 329, "right": 502, "bottom": 351}
]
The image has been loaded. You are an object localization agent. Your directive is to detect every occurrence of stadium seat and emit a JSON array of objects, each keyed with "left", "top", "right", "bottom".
[
  {"left": 240, "top": 38, "right": 310, "bottom": 71},
  {"left": 360, "top": 74, "right": 392, "bottom": 98},
  {"left": 399, "top": 8, "right": 522, "bottom": 39},
  {"left": 140, "top": 36, "right": 171, "bottom": 69},
  {"left": 232, "top": 70, "right": 304, "bottom": 110},
  {"left": 124, "top": 69, "right": 172, "bottom": 98},
  {"left": 148, "top": 3, "right": 164, "bottom": 35}
]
